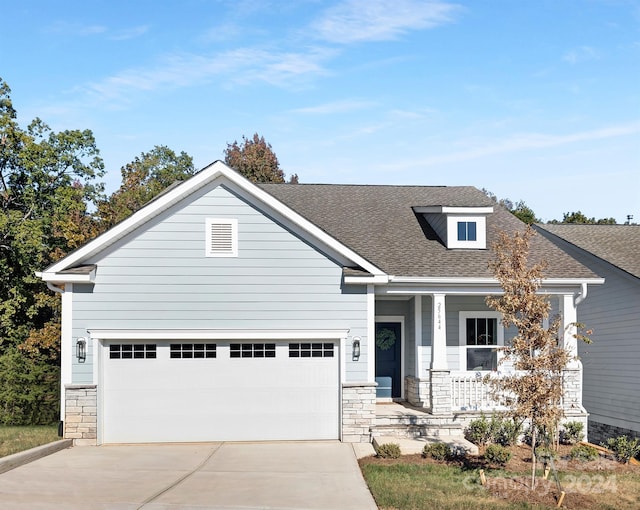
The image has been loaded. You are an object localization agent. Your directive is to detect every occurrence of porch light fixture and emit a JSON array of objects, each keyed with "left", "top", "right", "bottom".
[
  {"left": 352, "top": 337, "right": 361, "bottom": 361},
  {"left": 76, "top": 337, "right": 87, "bottom": 363}
]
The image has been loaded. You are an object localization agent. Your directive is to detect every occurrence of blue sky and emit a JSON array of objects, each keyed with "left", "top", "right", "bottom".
[{"left": 2, "top": 0, "right": 638, "bottom": 222}]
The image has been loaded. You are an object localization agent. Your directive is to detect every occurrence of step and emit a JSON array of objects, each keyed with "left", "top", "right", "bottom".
[
  {"left": 371, "top": 422, "right": 463, "bottom": 438},
  {"left": 373, "top": 435, "right": 479, "bottom": 456}
]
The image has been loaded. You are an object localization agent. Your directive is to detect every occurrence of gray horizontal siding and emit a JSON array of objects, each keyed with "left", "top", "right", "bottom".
[
  {"left": 72, "top": 183, "right": 368, "bottom": 383},
  {"left": 576, "top": 259, "right": 640, "bottom": 433}
]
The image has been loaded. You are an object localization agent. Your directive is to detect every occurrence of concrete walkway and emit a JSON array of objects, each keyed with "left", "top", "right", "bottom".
[{"left": 0, "top": 441, "right": 378, "bottom": 510}]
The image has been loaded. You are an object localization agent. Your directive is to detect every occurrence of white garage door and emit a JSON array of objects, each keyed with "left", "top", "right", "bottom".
[{"left": 102, "top": 340, "right": 340, "bottom": 443}]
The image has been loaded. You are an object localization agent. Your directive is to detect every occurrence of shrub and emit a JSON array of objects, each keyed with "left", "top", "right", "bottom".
[
  {"left": 495, "top": 419, "right": 522, "bottom": 447},
  {"left": 422, "top": 442, "right": 452, "bottom": 461},
  {"left": 560, "top": 421, "right": 585, "bottom": 445},
  {"left": 570, "top": 444, "right": 599, "bottom": 462},
  {"left": 604, "top": 435, "right": 640, "bottom": 464},
  {"left": 376, "top": 443, "right": 401, "bottom": 459},
  {"left": 484, "top": 444, "right": 511, "bottom": 466},
  {"left": 535, "top": 446, "right": 558, "bottom": 463},
  {"left": 465, "top": 414, "right": 492, "bottom": 446},
  {"left": 0, "top": 348, "right": 60, "bottom": 425}
]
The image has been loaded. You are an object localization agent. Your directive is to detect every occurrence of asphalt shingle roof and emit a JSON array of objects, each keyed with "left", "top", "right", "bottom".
[
  {"left": 258, "top": 183, "right": 598, "bottom": 280},
  {"left": 536, "top": 224, "right": 640, "bottom": 279}
]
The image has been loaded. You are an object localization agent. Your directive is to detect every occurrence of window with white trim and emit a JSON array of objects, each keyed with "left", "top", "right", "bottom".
[
  {"left": 206, "top": 218, "right": 238, "bottom": 257},
  {"left": 457, "top": 221, "right": 477, "bottom": 241},
  {"left": 459, "top": 312, "right": 503, "bottom": 371}
]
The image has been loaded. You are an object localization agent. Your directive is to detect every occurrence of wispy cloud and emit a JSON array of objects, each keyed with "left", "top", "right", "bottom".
[
  {"left": 77, "top": 46, "right": 334, "bottom": 108},
  {"left": 110, "top": 25, "right": 150, "bottom": 41},
  {"left": 312, "top": 0, "right": 460, "bottom": 44},
  {"left": 291, "top": 99, "right": 376, "bottom": 114},
  {"left": 47, "top": 21, "right": 107, "bottom": 36},
  {"left": 563, "top": 46, "right": 601, "bottom": 64},
  {"left": 388, "top": 121, "right": 640, "bottom": 169}
]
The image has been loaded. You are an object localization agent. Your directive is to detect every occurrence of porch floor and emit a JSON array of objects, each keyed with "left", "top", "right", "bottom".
[{"left": 375, "top": 401, "right": 431, "bottom": 418}]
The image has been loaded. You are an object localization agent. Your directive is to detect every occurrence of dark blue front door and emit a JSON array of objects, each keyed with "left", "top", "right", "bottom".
[{"left": 375, "top": 322, "right": 402, "bottom": 398}]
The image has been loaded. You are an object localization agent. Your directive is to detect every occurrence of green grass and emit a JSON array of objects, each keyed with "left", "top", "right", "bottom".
[
  {"left": 0, "top": 425, "right": 60, "bottom": 458},
  {"left": 361, "top": 462, "right": 548, "bottom": 510}
]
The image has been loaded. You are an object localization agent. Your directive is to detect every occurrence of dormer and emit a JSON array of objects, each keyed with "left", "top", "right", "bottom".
[{"left": 414, "top": 206, "right": 494, "bottom": 249}]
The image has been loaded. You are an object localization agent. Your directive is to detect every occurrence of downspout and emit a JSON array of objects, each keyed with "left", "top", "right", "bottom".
[
  {"left": 45, "top": 280, "right": 66, "bottom": 437},
  {"left": 574, "top": 282, "right": 587, "bottom": 306}
]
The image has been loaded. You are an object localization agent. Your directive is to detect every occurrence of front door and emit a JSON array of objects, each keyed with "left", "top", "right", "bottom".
[{"left": 375, "top": 322, "right": 402, "bottom": 399}]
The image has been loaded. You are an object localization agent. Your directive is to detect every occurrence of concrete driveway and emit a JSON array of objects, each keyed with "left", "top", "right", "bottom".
[{"left": 0, "top": 441, "right": 377, "bottom": 510}]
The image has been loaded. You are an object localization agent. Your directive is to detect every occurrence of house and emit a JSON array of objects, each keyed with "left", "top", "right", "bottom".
[
  {"left": 38, "top": 161, "right": 603, "bottom": 446},
  {"left": 535, "top": 224, "right": 640, "bottom": 443}
]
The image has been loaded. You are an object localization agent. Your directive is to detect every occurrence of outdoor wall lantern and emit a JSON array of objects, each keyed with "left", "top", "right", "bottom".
[
  {"left": 352, "top": 337, "right": 361, "bottom": 361},
  {"left": 76, "top": 337, "right": 87, "bottom": 363}
]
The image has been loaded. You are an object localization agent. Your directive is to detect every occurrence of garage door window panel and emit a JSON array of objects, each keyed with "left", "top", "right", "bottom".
[
  {"left": 109, "top": 344, "right": 156, "bottom": 359},
  {"left": 170, "top": 343, "right": 216, "bottom": 359},
  {"left": 289, "top": 343, "right": 334, "bottom": 358},
  {"left": 230, "top": 343, "right": 276, "bottom": 358}
]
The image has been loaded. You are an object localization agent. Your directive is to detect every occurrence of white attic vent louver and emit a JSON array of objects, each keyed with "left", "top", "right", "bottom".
[{"left": 206, "top": 218, "right": 238, "bottom": 257}]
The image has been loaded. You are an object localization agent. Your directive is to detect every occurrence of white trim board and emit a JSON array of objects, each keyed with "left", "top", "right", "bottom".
[{"left": 88, "top": 329, "right": 350, "bottom": 341}]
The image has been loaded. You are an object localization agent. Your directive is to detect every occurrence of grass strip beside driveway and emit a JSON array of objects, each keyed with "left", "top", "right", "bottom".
[{"left": 0, "top": 425, "right": 59, "bottom": 458}]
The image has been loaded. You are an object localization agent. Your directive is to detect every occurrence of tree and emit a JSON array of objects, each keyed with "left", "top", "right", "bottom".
[
  {"left": 548, "top": 211, "right": 616, "bottom": 225},
  {"left": 98, "top": 146, "right": 196, "bottom": 229},
  {"left": 0, "top": 77, "right": 104, "bottom": 424},
  {"left": 224, "top": 133, "right": 298, "bottom": 183},
  {"left": 482, "top": 189, "right": 539, "bottom": 225},
  {"left": 486, "top": 227, "right": 582, "bottom": 489}
]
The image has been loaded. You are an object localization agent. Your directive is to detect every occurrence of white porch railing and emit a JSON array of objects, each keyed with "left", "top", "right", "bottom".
[{"left": 450, "top": 372, "right": 506, "bottom": 411}]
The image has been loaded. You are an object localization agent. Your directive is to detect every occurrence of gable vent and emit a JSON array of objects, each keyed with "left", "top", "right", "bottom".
[{"left": 206, "top": 218, "right": 238, "bottom": 257}]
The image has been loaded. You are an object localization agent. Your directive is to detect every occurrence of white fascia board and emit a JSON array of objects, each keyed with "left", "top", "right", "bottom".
[
  {"left": 88, "top": 329, "right": 350, "bottom": 340},
  {"left": 378, "top": 276, "right": 605, "bottom": 296},
  {"left": 44, "top": 160, "right": 385, "bottom": 278},
  {"left": 343, "top": 275, "right": 390, "bottom": 284},
  {"left": 38, "top": 270, "right": 96, "bottom": 283},
  {"left": 414, "top": 206, "right": 494, "bottom": 215}
]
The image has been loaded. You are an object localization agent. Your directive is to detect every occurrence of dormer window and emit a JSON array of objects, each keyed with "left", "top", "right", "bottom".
[
  {"left": 414, "top": 206, "right": 493, "bottom": 249},
  {"left": 457, "top": 221, "right": 477, "bottom": 242}
]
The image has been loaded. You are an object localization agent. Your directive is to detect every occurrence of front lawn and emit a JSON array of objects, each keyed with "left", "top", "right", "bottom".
[
  {"left": 360, "top": 444, "right": 640, "bottom": 509},
  {"left": 0, "top": 425, "right": 60, "bottom": 458}
]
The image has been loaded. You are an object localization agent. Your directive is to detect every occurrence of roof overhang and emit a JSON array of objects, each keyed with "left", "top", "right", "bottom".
[
  {"left": 36, "top": 265, "right": 97, "bottom": 284},
  {"left": 413, "top": 206, "right": 494, "bottom": 215}
]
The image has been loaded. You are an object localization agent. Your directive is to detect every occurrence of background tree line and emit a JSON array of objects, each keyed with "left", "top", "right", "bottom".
[
  {"left": 0, "top": 76, "right": 624, "bottom": 425},
  {"left": 0, "top": 78, "right": 293, "bottom": 425}
]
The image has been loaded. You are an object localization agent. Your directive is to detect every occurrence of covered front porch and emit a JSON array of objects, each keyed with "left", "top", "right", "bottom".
[{"left": 371, "top": 287, "right": 587, "bottom": 419}]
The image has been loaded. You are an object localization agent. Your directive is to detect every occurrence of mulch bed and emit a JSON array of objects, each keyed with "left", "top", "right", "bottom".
[{"left": 361, "top": 443, "right": 638, "bottom": 509}]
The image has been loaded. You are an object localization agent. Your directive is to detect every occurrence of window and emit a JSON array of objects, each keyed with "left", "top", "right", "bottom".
[
  {"left": 289, "top": 343, "right": 334, "bottom": 358},
  {"left": 109, "top": 344, "right": 156, "bottom": 359},
  {"left": 206, "top": 218, "right": 238, "bottom": 257},
  {"left": 459, "top": 312, "right": 503, "bottom": 371},
  {"left": 457, "top": 221, "right": 477, "bottom": 241},
  {"left": 230, "top": 343, "right": 276, "bottom": 358},
  {"left": 170, "top": 343, "right": 216, "bottom": 359}
]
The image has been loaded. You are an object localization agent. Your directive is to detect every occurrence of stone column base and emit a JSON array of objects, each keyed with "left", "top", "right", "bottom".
[
  {"left": 65, "top": 384, "right": 97, "bottom": 446},
  {"left": 405, "top": 376, "right": 430, "bottom": 409},
  {"left": 342, "top": 382, "right": 377, "bottom": 443},
  {"left": 430, "top": 370, "right": 452, "bottom": 416}
]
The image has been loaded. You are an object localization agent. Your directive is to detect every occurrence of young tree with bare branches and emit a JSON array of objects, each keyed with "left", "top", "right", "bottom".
[{"left": 486, "top": 227, "right": 582, "bottom": 489}]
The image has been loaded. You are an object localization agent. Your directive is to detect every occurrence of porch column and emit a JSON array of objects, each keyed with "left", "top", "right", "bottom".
[
  {"left": 559, "top": 293, "right": 579, "bottom": 369},
  {"left": 430, "top": 293, "right": 451, "bottom": 415},
  {"left": 414, "top": 295, "right": 422, "bottom": 377},
  {"left": 559, "top": 293, "right": 585, "bottom": 416},
  {"left": 431, "top": 293, "right": 448, "bottom": 370}
]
